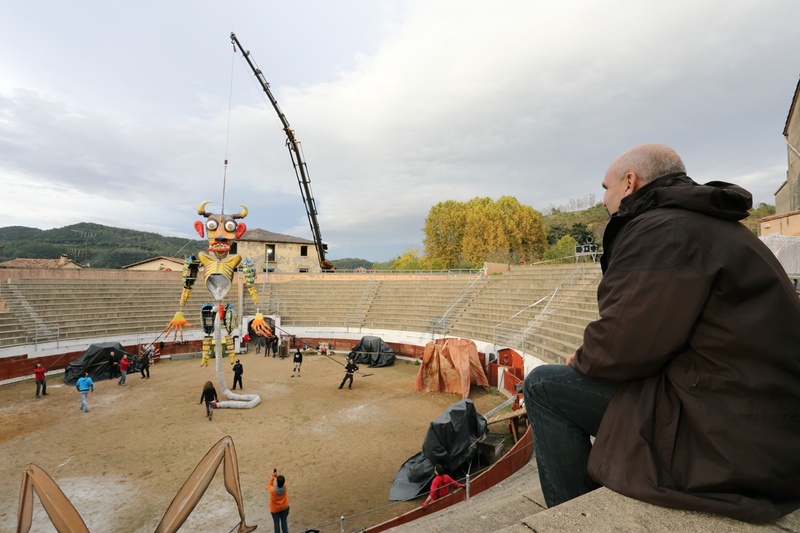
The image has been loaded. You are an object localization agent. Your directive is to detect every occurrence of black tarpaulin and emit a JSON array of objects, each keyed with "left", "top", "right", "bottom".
[
  {"left": 349, "top": 335, "right": 395, "bottom": 367},
  {"left": 389, "top": 399, "right": 487, "bottom": 501},
  {"left": 63, "top": 342, "right": 135, "bottom": 385}
]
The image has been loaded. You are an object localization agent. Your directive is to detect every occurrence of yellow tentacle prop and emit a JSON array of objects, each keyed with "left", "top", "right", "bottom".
[
  {"left": 250, "top": 312, "right": 273, "bottom": 338},
  {"left": 165, "top": 310, "right": 192, "bottom": 342}
]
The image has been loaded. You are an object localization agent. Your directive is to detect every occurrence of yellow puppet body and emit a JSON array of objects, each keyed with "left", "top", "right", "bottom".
[{"left": 165, "top": 201, "right": 272, "bottom": 366}]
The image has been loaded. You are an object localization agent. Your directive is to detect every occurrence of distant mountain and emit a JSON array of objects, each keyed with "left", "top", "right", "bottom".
[
  {"left": 0, "top": 223, "right": 379, "bottom": 270},
  {"left": 0, "top": 223, "right": 206, "bottom": 269}
]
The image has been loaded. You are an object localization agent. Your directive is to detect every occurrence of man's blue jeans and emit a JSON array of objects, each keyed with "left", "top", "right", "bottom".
[
  {"left": 523, "top": 364, "right": 620, "bottom": 507},
  {"left": 271, "top": 507, "right": 289, "bottom": 533},
  {"left": 79, "top": 391, "right": 90, "bottom": 412}
]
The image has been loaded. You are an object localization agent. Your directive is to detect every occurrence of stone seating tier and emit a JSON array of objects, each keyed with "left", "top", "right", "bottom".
[{"left": 0, "top": 264, "right": 601, "bottom": 364}]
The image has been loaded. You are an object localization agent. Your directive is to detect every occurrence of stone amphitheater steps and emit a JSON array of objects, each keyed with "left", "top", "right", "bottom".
[{"left": 0, "top": 263, "right": 604, "bottom": 354}]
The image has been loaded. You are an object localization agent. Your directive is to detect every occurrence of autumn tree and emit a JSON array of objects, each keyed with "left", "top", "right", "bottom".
[
  {"left": 423, "top": 196, "right": 547, "bottom": 268},
  {"left": 422, "top": 200, "right": 468, "bottom": 269},
  {"left": 496, "top": 196, "right": 548, "bottom": 262},
  {"left": 461, "top": 197, "right": 510, "bottom": 265},
  {"left": 390, "top": 248, "right": 443, "bottom": 271}
]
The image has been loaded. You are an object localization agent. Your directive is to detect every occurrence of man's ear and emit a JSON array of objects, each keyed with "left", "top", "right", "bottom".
[{"left": 623, "top": 172, "right": 641, "bottom": 197}]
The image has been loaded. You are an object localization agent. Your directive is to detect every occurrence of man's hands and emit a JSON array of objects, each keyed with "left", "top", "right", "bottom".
[{"left": 565, "top": 352, "right": 576, "bottom": 365}]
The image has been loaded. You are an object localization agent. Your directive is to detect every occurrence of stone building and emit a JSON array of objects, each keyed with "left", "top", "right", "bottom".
[
  {"left": 0, "top": 254, "right": 82, "bottom": 270},
  {"left": 235, "top": 228, "right": 324, "bottom": 274},
  {"left": 122, "top": 256, "right": 185, "bottom": 271},
  {"left": 762, "top": 76, "right": 800, "bottom": 237}
]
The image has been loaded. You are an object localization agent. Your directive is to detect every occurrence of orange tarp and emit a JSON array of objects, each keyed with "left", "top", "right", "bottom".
[{"left": 414, "top": 338, "right": 489, "bottom": 399}]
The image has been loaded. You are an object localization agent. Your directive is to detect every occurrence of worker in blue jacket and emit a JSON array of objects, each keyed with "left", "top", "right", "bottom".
[{"left": 76, "top": 371, "right": 94, "bottom": 413}]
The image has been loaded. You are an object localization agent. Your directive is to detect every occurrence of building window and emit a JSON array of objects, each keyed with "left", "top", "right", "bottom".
[
  {"left": 300, "top": 245, "right": 308, "bottom": 257},
  {"left": 265, "top": 244, "right": 276, "bottom": 262},
  {"left": 299, "top": 268, "right": 309, "bottom": 273}
]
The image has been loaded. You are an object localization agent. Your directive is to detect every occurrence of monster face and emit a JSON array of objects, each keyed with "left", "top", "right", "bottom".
[{"left": 194, "top": 201, "right": 248, "bottom": 258}]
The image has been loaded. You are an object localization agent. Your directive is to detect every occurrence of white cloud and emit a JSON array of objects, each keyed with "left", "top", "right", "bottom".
[{"left": 1, "top": 0, "right": 798, "bottom": 261}]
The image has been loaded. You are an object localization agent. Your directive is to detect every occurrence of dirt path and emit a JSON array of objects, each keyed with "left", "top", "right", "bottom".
[{"left": 0, "top": 350, "right": 505, "bottom": 532}]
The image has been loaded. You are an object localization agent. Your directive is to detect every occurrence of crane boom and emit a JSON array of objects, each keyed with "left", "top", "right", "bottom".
[{"left": 230, "top": 32, "right": 333, "bottom": 270}]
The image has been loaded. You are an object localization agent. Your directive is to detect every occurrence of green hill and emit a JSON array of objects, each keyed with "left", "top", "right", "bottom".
[{"left": 0, "top": 223, "right": 206, "bottom": 269}]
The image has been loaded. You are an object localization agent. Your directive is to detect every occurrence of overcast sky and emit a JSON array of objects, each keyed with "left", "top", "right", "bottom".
[{"left": 1, "top": 1, "right": 798, "bottom": 262}]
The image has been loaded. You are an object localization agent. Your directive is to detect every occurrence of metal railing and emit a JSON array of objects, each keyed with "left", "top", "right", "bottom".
[
  {"left": 492, "top": 262, "right": 594, "bottom": 357},
  {"left": 431, "top": 271, "right": 485, "bottom": 336}
]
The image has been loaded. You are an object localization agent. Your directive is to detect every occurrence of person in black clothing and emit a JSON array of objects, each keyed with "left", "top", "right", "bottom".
[
  {"left": 107, "top": 350, "right": 119, "bottom": 379},
  {"left": 338, "top": 357, "right": 358, "bottom": 390},
  {"left": 140, "top": 350, "right": 151, "bottom": 379},
  {"left": 232, "top": 360, "right": 244, "bottom": 390},
  {"left": 199, "top": 381, "right": 218, "bottom": 420},
  {"left": 272, "top": 337, "right": 280, "bottom": 358},
  {"left": 291, "top": 349, "right": 302, "bottom": 378}
]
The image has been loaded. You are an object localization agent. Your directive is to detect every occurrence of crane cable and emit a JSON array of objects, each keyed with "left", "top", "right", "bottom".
[{"left": 220, "top": 41, "right": 238, "bottom": 215}]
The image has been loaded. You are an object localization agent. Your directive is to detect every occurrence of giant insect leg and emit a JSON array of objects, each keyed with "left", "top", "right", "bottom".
[
  {"left": 16, "top": 464, "right": 90, "bottom": 533},
  {"left": 154, "top": 435, "right": 256, "bottom": 533}
]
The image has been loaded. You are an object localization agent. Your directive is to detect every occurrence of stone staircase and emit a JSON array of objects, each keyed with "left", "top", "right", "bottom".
[{"left": 345, "top": 274, "right": 380, "bottom": 330}]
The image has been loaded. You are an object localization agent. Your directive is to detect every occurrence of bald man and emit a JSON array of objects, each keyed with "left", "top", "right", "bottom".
[{"left": 524, "top": 143, "right": 800, "bottom": 523}]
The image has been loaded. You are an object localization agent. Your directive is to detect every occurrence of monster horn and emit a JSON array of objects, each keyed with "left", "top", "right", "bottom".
[
  {"left": 197, "top": 201, "right": 213, "bottom": 218},
  {"left": 233, "top": 205, "right": 248, "bottom": 220}
]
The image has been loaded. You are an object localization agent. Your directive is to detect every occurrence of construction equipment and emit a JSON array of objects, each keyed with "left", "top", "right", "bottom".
[{"left": 230, "top": 32, "right": 334, "bottom": 271}]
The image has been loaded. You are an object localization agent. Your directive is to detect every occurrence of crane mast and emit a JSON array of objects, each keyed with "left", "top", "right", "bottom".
[{"left": 230, "top": 32, "right": 333, "bottom": 270}]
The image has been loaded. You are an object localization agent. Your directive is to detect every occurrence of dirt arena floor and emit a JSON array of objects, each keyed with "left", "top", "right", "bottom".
[{"left": 0, "top": 349, "right": 507, "bottom": 532}]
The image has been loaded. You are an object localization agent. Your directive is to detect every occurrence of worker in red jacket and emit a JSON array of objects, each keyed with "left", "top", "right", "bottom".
[
  {"left": 34, "top": 364, "right": 48, "bottom": 398},
  {"left": 423, "top": 464, "right": 464, "bottom": 508},
  {"left": 118, "top": 354, "right": 131, "bottom": 385}
]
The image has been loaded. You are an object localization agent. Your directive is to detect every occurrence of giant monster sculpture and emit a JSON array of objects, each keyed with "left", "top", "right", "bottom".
[{"left": 165, "top": 201, "right": 274, "bottom": 409}]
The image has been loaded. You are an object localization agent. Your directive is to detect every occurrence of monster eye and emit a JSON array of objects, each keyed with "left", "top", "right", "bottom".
[
  {"left": 206, "top": 220, "right": 218, "bottom": 231},
  {"left": 224, "top": 220, "right": 237, "bottom": 232}
]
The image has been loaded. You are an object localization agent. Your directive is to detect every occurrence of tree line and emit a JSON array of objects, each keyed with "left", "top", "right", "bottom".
[
  {"left": 0, "top": 201, "right": 775, "bottom": 270},
  {"left": 385, "top": 198, "right": 775, "bottom": 270}
]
